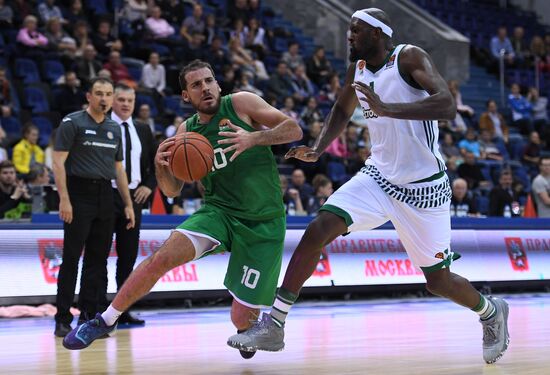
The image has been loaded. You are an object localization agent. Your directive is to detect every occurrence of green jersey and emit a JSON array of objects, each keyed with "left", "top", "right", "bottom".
[{"left": 185, "top": 95, "right": 284, "bottom": 220}]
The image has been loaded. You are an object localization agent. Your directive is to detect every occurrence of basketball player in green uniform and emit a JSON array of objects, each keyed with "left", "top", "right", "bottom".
[{"left": 63, "top": 60, "right": 302, "bottom": 358}]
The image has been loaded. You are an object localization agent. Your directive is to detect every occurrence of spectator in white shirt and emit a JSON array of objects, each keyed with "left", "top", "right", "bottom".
[{"left": 141, "top": 52, "right": 166, "bottom": 96}]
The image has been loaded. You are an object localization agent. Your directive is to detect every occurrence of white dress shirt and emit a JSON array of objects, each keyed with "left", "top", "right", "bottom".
[{"left": 111, "top": 112, "right": 142, "bottom": 190}]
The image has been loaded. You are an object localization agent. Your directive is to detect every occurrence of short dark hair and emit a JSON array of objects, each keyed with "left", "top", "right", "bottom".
[
  {"left": 178, "top": 60, "right": 215, "bottom": 90},
  {"left": 26, "top": 163, "right": 47, "bottom": 183},
  {"left": 23, "top": 122, "right": 38, "bottom": 137},
  {"left": 486, "top": 99, "right": 497, "bottom": 107},
  {"left": 540, "top": 156, "right": 550, "bottom": 165},
  {"left": 88, "top": 77, "right": 114, "bottom": 92},
  {"left": 0, "top": 160, "right": 15, "bottom": 172}
]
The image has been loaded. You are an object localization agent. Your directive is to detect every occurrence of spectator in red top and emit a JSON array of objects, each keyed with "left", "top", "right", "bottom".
[{"left": 103, "top": 51, "right": 137, "bottom": 89}]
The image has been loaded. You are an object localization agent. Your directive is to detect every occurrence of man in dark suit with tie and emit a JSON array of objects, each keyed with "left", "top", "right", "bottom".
[{"left": 105, "top": 84, "right": 156, "bottom": 325}]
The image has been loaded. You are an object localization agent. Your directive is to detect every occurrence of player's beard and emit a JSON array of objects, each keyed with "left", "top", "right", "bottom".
[
  {"left": 197, "top": 95, "right": 221, "bottom": 115},
  {"left": 350, "top": 44, "right": 378, "bottom": 63}
]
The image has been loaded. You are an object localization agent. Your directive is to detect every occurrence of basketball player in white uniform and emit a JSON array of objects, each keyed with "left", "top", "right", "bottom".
[{"left": 228, "top": 8, "right": 509, "bottom": 364}]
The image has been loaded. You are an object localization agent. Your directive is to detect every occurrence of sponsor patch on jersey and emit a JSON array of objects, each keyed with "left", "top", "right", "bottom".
[
  {"left": 384, "top": 55, "right": 396, "bottom": 69},
  {"left": 357, "top": 60, "right": 366, "bottom": 71},
  {"left": 107, "top": 131, "right": 114, "bottom": 140},
  {"left": 85, "top": 129, "right": 97, "bottom": 135},
  {"left": 218, "top": 118, "right": 231, "bottom": 131}
]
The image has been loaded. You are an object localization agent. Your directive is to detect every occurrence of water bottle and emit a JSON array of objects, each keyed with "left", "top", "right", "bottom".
[
  {"left": 30, "top": 185, "right": 45, "bottom": 213},
  {"left": 503, "top": 205, "right": 511, "bottom": 218},
  {"left": 288, "top": 200, "right": 296, "bottom": 216}
]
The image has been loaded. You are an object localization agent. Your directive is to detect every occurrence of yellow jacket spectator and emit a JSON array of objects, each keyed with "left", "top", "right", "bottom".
[{"left": 12, "top": 124, "right": 44, "bottom": 174}]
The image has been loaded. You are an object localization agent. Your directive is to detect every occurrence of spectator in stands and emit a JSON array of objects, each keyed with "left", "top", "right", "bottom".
[
  {"left": 123, "top": 0, "right": 148, "bottom": 23},
  {"left": 0, "top": 0, "right": 14, "bottom": 29},
  {"left": 325, "top": 132, "right": 348, "bottom": 161},
  {"left": 180, "top": 3, "right": 205, "bottom": 43},
  {"left": 457, "top": 152, "right": 491, "bottom": 190},
  {"left": 510, "top": 26, "right": 530, "bottom": 67},
  {"left": 450, "top": 178, "right": 480, "bottom": 217},
  {"left": 522, "top": 131, "right": 542, "bottom": 175},
  {"left": 92, "top": 20, "right": 123, "bottom": 59},
  {"left": 532, "top": 156, "right": 550, "bottom": 217},
  {"left": 479, "top": 129, "right": 504, "bottom": 161},
  {"left": 65, "top": 0, "right": 87, "bottom": 28},
  {"left": 479, "top": 99, "right": 509, "bottom": 144},
  {"left": 248, "top": 0, "right": 260, "bottom": 19},
  {"left": 489, "top": 170, "right": 520, "bottom": 217},
  {"left": 161, "top": 0, "right": 186, "bottom": 27},
  {"left": 508, "top": 83, "right": 533, "bottom": 135},
  {"left": 45, "top": 17, "right": 77, "bottom": 62},
  {"left": 44, "top": 129, "right": 56, "bottom": 170},
  {"left": 323, "top": 73, "right": 342, "bottom": 103},
  {"left": 227, "top": 0, "right": 249, "bottom": 23},
  {"left": 219, "top": 65, "right": 237, "bottom": 95},
  {"left": 306, "top": 46, "right": 333, "bottom": 87},
  {"left": 490, "top": 26, "right": 515, "bottom": 66},
  {"left": 11, "top": 0, "right": 33, "bottom": 28},
  {"left": 268, "top": 61, "right": 296, "bottom": 100},
  {"left": 0, "top": 67, "right": 14, "bottom": 118},
  {"left": 527, "top": 87, "right": 548, "bottom": 144},
  {"left": 292, "top": 64, "right": 315, "bottom": 104},
  {"left": 440, "top": 132, "right": 461, "bottom": 162},
  {"left": 38, "top": 0, "right": 66, "bottom": 24},
  {"left": 448, "top": 80, "right": 474, "bottom": 130},
  {"left": 172, "top": 181, "right": 204, "bottom": 215},
  {"left": 135, "top": 103, "right": 155, "bottom": 135},
  {"left": 300, "top": 97, "right": 323, "bottom": 128},
  {"left": 141, "top": 52, "right": 166, "bottom": 97},
  {"left": 16, "top": 15, "right": 49, "bottom": 58},
  {"left": 228, "top": 36, "right": 268, "bottom": 81},
  {"left": 445, "top": 156, "right": 459, "bottom": 184},
  {"left": 12, "top": 123, "right": 45, "bottom": 175},
  {"left": 235, "top": 73, "right": 263, "bottom": 97},
  {"left": 282, "top": 41, "right": 305, "bottom": 71},
  {"left": 0, "top": 160, "right": 31, "bottom": 219},
  {"left": 58, "top": 71, "right": 86, "bottom": 116},
  {"left": 146, "top": 6, "right": 175, "bottom": 39},
  {"left": 280, "top": 96, "right": 300, "bottom": 125},
  {"left": 103, "top": 51, "right": 138, "bottom": 89},
  {"left": 244, "top": 17, "right": 267, "bottom": 60},
  {"left": 280, "top": 174, "right": 306, "bottom": 216},
  {"left": 75, "top": 45, "right": 102, "bottom": 87},
  {"left": 164, "top": 115, "right": 183, "bottom": 138},
  {"left": 72, "top": 20, "right": 91, "bottom": 58},
  {"left": 530, "top": 35, "right": 549, "bottom": 72},
  {"left": 205, "top": 36, "right": 231, "bottom": 72},
  {"left": 0, "top": 125, "right": 7, "bottom": 161},
  {"left": 307, "top": 174, "right": 333, "bottom": 215},
  {"left": 458, "top": 128, "right": 481, "bottom": 158},
  {"left": 229, "top": 18, "right": 246, "bottom": 46},
  {"left": 289, "top": 168, "right": 314, "bottom": 209},
  {"left": 203, "top": 13, "right": 218, "bottom": 46}
]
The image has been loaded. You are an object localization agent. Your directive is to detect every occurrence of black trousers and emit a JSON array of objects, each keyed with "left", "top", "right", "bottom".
[
  {"left": 100, "top": 188, "right": 143, "bottom": 308},
  {"left": 55, "top": 176, "right": 114, "bottom": 325}
]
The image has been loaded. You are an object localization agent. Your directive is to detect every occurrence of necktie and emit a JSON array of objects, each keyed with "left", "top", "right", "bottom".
[{"left": 122, "top": 122, "right": 132, "bottom": 184}]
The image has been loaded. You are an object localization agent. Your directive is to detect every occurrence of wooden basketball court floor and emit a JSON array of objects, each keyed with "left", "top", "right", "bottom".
[{"left": 1, "top": 294, "right": 549, "bottom": 375}]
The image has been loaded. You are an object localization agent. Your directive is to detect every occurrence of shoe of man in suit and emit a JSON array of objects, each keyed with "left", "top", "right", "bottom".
[{"left": 118, "top": 311, "right": 145, "bottom": 325}]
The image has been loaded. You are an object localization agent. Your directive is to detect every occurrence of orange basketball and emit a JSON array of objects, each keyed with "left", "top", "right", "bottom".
[{"left": 169, "top": 132, "right": 214, "bottom": 182}]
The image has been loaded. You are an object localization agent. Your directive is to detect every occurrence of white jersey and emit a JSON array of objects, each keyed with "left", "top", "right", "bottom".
[{"left": 354, "top": 44, "right": 445, "bottom": 185}]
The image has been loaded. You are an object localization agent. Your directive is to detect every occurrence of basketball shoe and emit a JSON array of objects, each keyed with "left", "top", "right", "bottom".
[
  {"left": 63, "top": 313, "right": 117, "bottom": 350},
  {"left": 227, "top": 313, "right": 285, "bottom": 352},
  {"left": 480, "top": 297, "right": 510, "bottom": 364}
]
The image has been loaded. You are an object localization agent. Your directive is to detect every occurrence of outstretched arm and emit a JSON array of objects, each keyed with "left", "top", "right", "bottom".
[
  {"left": 218, "top": 92, "right": 303, "bottom": 161},
  {"left": 353, "top": 45, "right": 456, "bottom": 121}
]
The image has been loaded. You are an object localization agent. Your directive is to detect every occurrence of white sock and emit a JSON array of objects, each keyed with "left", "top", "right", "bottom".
[{"left": 101, "top": 305, "right": 123, "bottom": 326}]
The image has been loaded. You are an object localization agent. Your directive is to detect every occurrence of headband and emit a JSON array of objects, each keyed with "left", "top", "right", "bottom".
[{"left": 352, "top": 10, "right": 393, "bottom": 37}]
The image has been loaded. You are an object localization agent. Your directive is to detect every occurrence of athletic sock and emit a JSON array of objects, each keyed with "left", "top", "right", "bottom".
[
  {"left": 270, "top": 288, "right": 298, "bottom": 327},
  {"left": 472, "top": 294, "right": 496, "bottom": 321},
  {"left": 101, "top": 305, "right": 123, "bottom": 326}
]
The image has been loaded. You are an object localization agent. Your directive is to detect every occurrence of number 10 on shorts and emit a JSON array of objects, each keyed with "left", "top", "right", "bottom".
[{"left": 241, "top": 266, "right": 260, "bottom": 289}]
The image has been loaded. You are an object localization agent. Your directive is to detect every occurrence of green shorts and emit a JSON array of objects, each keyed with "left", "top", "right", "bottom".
[{"left": 177, "top": 204, "right": 286, "bottom": 308}]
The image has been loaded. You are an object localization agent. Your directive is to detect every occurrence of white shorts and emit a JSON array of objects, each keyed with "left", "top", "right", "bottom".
[{"left": 321, "top": 167, "right": 459, "bottom": 272}]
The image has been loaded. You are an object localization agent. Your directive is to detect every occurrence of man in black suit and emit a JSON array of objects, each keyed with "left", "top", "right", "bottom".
[
  {"left": 75, "top": 45, "right": 102, "bottom": 88},
  {"left": 103, "top": 84, "right": 156, "bottom": 325}
]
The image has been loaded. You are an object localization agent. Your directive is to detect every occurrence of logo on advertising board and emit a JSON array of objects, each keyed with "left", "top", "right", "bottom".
[
  {"left": 38, "top": 239, "right": 64, "bottom": 283},
  {"left": 504, "top": 237, "right": 529, "bottom": 271},
  {"left": 313, "top": 247, "right": 331, "bottom": 277}
]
